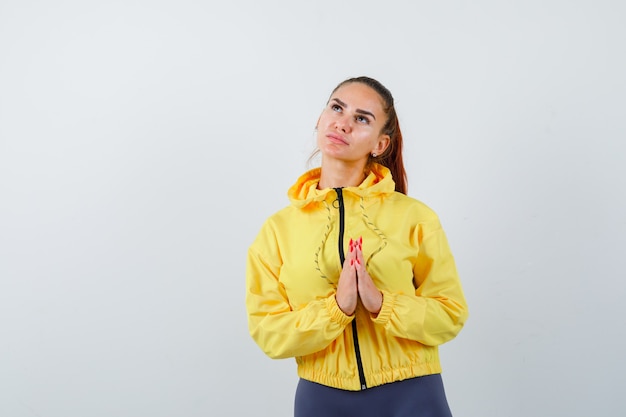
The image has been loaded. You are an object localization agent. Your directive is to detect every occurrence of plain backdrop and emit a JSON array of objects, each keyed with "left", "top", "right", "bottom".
[{"left": 1, "top": 1, "right": 625, "bottom": 416}]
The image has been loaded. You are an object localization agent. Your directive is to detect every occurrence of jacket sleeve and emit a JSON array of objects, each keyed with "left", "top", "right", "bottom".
[
  {"left": 372, "top": 219, "right": 468, "bottom": 346},
  {"left": 245, "top": 221, "right": 353, "bottom": 359}
]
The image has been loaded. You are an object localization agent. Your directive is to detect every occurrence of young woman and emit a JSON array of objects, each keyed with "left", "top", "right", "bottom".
[{"left": 246, "top": 76, "right": 469, "bottom": 417}]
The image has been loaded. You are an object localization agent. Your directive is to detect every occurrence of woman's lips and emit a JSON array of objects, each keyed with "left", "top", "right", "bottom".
[{"left": 326, "top": 133, "right": 348, "bottom": 145}]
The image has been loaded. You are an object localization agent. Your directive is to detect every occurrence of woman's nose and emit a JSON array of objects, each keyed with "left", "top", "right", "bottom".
[{"left": 335, "top": 115, "right": 352, "bottom": 132}]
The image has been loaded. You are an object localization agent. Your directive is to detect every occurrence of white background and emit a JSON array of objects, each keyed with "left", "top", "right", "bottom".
[{"left": 1, "top": 1, "right": 625, "bottom": 416}]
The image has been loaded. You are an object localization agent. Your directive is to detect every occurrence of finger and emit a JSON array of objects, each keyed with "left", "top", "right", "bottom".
[
  {"left": 349, "top": 258, "right": 359, "bottom": 280},
  {"left": 354, "top": 236, "right": 363, "bottom": 256},
  {"left": 351, "top": 257, "right": 361, "bottom": 272},
  {"left": 348, "top": 237, "right": 358, "bottom": 260},
  {"left": 354, "top": 246, "right": 364, "bottom": 269},
  {"left": 341, "top": 257, "right": 351, "bottom": 272}
]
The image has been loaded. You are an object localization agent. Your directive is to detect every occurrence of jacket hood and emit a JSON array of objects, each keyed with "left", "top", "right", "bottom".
[{"left": 287, "top": 163, "right": 396, "bottom": 208}]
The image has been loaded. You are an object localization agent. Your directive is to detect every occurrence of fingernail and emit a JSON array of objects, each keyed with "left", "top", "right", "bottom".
[{"left": 350, "top": 259, "right": 354, "bottom": 266}]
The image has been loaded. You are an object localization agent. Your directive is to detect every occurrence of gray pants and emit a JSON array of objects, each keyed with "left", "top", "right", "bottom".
[{"left": 294, "top": 374, "right": 453, "bottom": 417}]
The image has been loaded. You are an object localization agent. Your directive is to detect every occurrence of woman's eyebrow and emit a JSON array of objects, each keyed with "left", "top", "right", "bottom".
[{"left": 331, "top": 98, "right": 376, "bottom": 120}]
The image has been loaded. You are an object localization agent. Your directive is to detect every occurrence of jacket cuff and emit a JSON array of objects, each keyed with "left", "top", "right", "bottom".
[
  {"left": 326, "top": 295, "right": 354, "bottom": 326},
  {"left": 371, "top": 290, "right": 395, "bottom": 325}
]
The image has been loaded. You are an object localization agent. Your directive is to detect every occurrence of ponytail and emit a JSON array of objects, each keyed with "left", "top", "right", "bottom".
[{"left": 374, "top": 110, "right": 407, "bottom": 194}]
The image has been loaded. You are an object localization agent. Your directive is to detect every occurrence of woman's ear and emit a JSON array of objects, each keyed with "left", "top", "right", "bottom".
[{"left": 372, "top": 135, "right": 390, "bottom": 156}]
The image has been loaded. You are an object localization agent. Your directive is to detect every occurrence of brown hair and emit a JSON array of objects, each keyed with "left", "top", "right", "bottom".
[{"left": 329, "top": 76, "right": 408, "bottom": 194}]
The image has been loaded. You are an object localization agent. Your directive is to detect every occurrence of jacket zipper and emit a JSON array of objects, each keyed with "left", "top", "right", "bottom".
[{"left": 334, "top": 188, "right": 367, "bottom": 390}]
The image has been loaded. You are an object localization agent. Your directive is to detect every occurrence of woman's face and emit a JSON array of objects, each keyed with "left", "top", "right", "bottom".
[{"left": 316, "top": 82, "right": 390, "bottom": 165}]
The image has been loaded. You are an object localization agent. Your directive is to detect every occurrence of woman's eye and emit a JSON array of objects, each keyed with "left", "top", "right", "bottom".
[
  {"left": 331, "top": 104, "right": 342, "bottom": 112},
  {"left": 355, "top": 115, "right": 370, "bottom": 124}
]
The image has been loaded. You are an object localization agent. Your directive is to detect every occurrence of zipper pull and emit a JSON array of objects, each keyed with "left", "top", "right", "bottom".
[{"left": 333, "top": 187, "right": 343, "bottom": 209}]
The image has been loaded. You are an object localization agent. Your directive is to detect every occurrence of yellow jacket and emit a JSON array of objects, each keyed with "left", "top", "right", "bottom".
[{"left": 246, "top": 164, "right": 468, "bottom": 391}]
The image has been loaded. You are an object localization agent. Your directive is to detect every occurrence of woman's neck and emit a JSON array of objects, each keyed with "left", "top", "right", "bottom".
[{"left": 318, "top": 159, "right": 367, "bottom": 190}]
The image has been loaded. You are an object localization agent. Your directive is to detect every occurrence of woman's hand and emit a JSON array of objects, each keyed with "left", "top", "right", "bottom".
[
  {"left": 335, "top": 245, "right": 358, "bottom": 315},
  {"left": 353, "top": 237, "right": 383, "bottom": 314}
]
